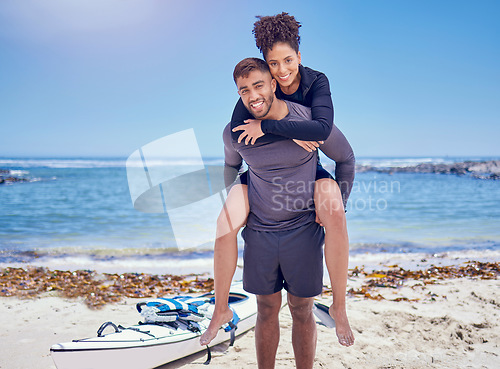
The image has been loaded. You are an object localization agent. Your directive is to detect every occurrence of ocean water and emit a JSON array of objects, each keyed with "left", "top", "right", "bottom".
[{"left": 1, "top": 157, "right": 499, "bottom": 274}]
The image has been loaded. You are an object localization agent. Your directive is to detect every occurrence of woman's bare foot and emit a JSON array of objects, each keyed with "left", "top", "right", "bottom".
[
  {"left": 329, "top": 303, "right": 354, "bottom": 347},
  {"left": 199, "top": 306, "right": 234, "bottom": 346}
]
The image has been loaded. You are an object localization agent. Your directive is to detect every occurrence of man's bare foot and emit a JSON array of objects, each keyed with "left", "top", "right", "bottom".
[
  {"left": 199, "top": 306, "right": 233, "bottom": 346},
  {"left": 329, "top": 303, "right": 354, "bottom": 347}
]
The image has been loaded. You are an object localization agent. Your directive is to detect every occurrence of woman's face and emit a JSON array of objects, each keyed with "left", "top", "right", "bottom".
[{"left": 265, "top": 42, "right": 301, "bottom": 94}]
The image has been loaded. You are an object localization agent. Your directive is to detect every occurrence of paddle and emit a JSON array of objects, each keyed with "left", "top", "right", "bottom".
[{"left": 312, "top": 302, "right": 336, "bottom": 328}]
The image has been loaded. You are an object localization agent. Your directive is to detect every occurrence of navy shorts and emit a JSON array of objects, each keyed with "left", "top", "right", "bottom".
[
  {"left": 239, "top": 162, "right": 333, "bottom": 185},
  {"left": 242, "top": 222, "right": 325, "bottom": 298},
  {"left": 316, "top": 161, "right": 334, "bottom": 181}
]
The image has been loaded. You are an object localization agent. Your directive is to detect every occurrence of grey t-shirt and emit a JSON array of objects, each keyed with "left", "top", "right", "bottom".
[{"left": 223, "top": 101, "right": 318, "bottom": 231}]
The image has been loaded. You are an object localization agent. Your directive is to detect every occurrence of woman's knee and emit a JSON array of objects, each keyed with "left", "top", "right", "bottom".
[
  {"left": 216, "top": 207, "right": 237, "bottom": 238},
  {"left": 314, "top": 179, "right": 345, "bottom": 222},
  {"left": 216, "top": 184, "right": 249, "bottom": 237}
]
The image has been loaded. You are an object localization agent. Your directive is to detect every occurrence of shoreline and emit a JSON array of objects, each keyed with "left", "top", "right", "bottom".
[
  {"left": 1, "top": 261, "right": 498, "bottom": 309},
  {"left": 2, "top": 247, "right": 499, "bottom": 276},
  {"left": 0, "top": 262, "right": 498, "bottom": 369}
]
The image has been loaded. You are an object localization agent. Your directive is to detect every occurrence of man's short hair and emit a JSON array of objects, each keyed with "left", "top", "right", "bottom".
[{"left": 233, "top": 58, "right": 270, "bottom": 83}]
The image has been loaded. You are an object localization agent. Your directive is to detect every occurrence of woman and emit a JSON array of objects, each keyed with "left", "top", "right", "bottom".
[{"left": 200, "top": 13, "right": 355, "bottom": 347}]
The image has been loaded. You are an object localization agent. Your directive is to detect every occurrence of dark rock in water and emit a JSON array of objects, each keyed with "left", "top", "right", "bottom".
[
  {"left": 3, "top": 176, "right": 28, "bottom": 183},
  {"left": 356, "top": 160, "right": 500, "bottom": 180},
  {"left": 0, "top": 169, "right": 29, "bottom": 184}
]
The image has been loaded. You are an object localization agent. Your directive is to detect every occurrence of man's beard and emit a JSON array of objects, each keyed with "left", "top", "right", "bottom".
[{"left": 251, "top": 93, "right": 274, "bottom": 119}]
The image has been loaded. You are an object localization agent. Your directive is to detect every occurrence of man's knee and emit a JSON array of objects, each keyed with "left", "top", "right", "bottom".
[
  {"left": 257, "top": 293, "right": 282, "bottom": 320},
  {"left": 287, "top": 295, "right": 314, "bottom": 323}
]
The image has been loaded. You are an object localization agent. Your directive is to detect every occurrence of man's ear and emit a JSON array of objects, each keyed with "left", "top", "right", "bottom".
[
  {"left": 298, "top": 51, "right": 301, "bottom": 65},
  {"left": 271, "top": 78, "right": 277, "bottom": 93}
]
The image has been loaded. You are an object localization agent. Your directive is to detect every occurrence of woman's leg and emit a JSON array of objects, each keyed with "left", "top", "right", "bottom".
[
  {"left": 314, "top": 178, "right": 355, "bottom": 347},
  {"left": 200, "top": 184, "right": 249, "bottom": 346}
]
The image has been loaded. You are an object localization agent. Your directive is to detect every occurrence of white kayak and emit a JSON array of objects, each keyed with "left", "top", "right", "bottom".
[{"left": 50, "top": 282, "right": 258, "bottom": 369}]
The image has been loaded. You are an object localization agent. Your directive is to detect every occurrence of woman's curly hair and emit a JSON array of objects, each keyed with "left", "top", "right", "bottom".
[{"left": 253, "top": 12, "right": 301, "bottom": 59}]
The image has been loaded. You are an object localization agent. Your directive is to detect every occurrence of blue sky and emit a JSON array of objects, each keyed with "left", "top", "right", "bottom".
[{"left": 1, "top": 0, "right": 499, "bottom": 158}]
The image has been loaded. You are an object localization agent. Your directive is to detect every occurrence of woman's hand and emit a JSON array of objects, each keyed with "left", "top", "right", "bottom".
[
  {"left": 315, "top": 213, "right": 324, "bottom": 227},
  {"left": 292, "top": 139, "right": 324, "bottom": 152},
  {"left": 232, "top": 119, "right": 264, "bottom": 145}
]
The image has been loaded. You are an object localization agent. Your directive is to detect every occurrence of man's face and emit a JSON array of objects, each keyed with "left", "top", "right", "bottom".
[{"left": 236, "top": 70, "right": 276, "bottom": 119}]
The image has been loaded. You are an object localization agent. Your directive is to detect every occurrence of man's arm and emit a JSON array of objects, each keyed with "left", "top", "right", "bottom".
[
  {"left": 318, "top": 125, "right": 355, "bottom": 207},
  {"left": 223, "top": 123, "right": 244, "bottom": 188}
]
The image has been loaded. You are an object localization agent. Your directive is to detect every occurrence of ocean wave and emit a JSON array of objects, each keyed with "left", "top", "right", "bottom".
[
  {"left": 0, "top": 248, "right": 219, "bottom": 275},
  {"left": 2, "top": 247, "right": 498, "bottom": 275},
  {"left": 127, "top": 158, "right": 224, "bottom": 167},
  {"left": 354, "top": 157, "right": 448, "bottom": 168},
  {"left": 348, "top": 248, "right": 500, "bottom": 272},
  {"left": 0, "top": 158, "right": 127, "bottom": 168},
  {"left": 7, "top": 169, "right": 29, "bottom": 176},
  {"left": 0, "top": 157, "right": 225, "bottom": 169},
  {"left": 4, "top": 156, "right": 497, "bottom": 170}
]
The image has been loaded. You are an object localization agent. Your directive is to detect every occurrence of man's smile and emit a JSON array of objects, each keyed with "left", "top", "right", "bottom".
[{"left": 250, "top": 100, "right": 265, "bottom": 109}]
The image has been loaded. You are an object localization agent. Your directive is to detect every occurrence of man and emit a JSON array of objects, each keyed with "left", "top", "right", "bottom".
[{"left": 224, "top": 57, "right": 325, "bottom": 369}]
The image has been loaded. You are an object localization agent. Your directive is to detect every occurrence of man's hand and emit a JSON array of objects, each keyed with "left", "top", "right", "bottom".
[
  {"left": 232, "top": 119, "right": 264, "bottom": 145},
  {"left": 293, "top": 139, "right": 324, "bottom": 152}
]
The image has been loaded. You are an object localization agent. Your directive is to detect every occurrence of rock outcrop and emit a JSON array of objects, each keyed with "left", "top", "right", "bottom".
[
  {"left": 0, "top": 169, "right": 29, "bottom": 184},
  {"left": 355, "top": 160, "right": 500, "bottom": 179}
]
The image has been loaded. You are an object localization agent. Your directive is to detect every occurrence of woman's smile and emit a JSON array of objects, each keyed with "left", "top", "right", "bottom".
[{"left": 277, "top": 73, "right": 291, "bottom": 81}]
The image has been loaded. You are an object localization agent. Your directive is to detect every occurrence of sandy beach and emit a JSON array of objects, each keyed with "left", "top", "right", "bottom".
[{"left": 0, "top": 261, "right": 498, "bottom": 369}]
